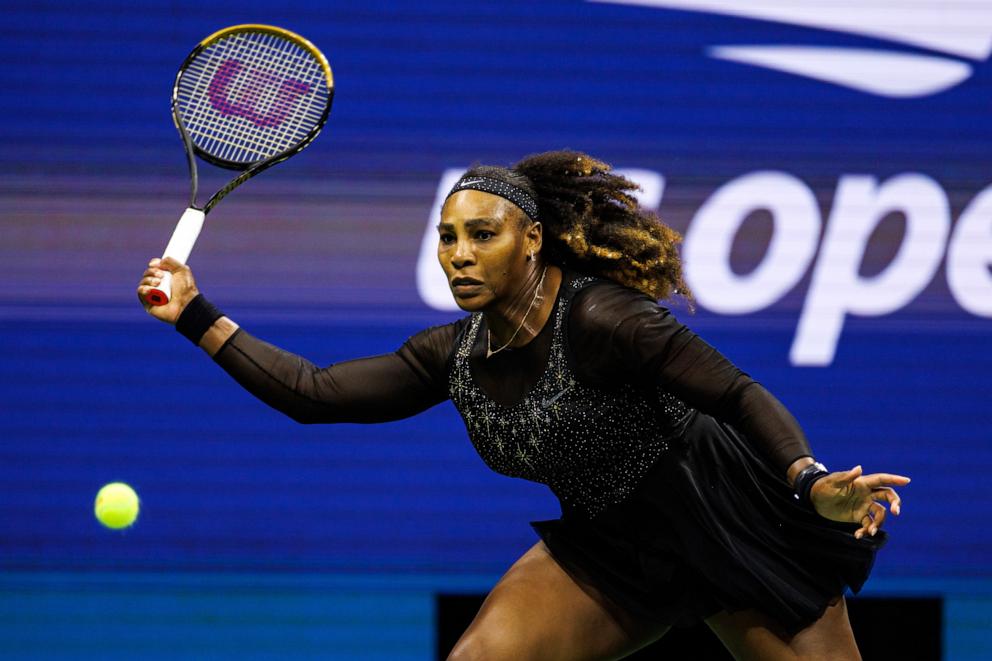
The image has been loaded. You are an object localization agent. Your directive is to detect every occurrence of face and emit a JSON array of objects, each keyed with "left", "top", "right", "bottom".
[{"left": 438, "top": 189, "right": 540, "bottom": 311}]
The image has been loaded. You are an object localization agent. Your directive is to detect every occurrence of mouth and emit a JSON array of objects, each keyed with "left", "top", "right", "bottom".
[{"left": 451, "top": 277, "right": 484, "bottom": 295}]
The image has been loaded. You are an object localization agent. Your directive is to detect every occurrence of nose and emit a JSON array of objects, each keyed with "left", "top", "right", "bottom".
[{"left": 451, "top": 238, "right": 476, "bottom": 269}]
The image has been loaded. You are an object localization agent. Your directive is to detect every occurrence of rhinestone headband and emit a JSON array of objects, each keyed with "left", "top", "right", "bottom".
[{"left": 445, "top": 174, "right": 540, "bottom": 220}]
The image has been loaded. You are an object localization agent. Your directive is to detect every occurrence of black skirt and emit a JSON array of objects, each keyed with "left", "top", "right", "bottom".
[{"left": 530, "top": 411, "right": 887, "bottom": 636}]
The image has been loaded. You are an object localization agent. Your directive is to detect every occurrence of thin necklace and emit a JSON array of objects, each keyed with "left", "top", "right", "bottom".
[{"left": 486, "top": 266, "right": 548, "bottom": 359}]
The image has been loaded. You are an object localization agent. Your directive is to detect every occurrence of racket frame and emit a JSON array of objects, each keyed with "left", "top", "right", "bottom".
[
  {"left": 144, "top": 24, "right": 333, "bottom": 307},
  {"left": 172, "top": 23, "right": 334, "bottom": 214}
]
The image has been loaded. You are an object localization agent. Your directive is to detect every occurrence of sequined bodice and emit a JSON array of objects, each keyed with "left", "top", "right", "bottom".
[{"left": 448, "top": 275, "right": 694, "bottom": 518}]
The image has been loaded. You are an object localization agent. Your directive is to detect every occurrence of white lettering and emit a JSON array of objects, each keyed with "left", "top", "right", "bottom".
[
  {"left": 417, "top": 168, "right": 991, "bottom": 366},
  {"left": 684, "top": 171, "right": 820, "bottom": 313},
  {"left": 792, "top": 174, "right": 950, "bottom": 365},
  {"left": 947, "top": 183, "right": 992, "bottom": 316}
]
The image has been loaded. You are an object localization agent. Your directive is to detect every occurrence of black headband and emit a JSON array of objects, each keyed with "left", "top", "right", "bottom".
[{"left": 445, "top": 174, "right": 540, "bottom": 221}]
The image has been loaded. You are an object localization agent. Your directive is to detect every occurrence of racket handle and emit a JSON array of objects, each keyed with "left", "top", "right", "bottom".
[{"left": 144, "top": 207, "right": 205, "bottom": 307}]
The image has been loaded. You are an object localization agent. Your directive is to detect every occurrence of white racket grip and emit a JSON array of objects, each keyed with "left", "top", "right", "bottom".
[
  {"left": 144, "top": 207, "right": 205, "bottom": 307},
  {"left": 163, "top": 207, "right": 205, "bottom": 264}
]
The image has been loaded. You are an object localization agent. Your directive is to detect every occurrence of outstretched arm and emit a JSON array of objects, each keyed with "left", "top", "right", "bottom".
[
  {"left": 138, "top": 257, "right": 457, "bottom": 424},
  {"left": 569, "top": 282, "right": 910, "bottom": 537},
  {"left": 569, "top": 282, "right": 814, "bottom": 477},
  {"left": 211, "top": 323, "right": 454, "bottom": 423}
]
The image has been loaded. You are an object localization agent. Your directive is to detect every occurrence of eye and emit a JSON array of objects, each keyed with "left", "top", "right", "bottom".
[
  {"left": 476, "top": 230, "right": 494, "bottom": 241},
  {"left": 439, "top": 233, "right": 455, "bottom": 245}
]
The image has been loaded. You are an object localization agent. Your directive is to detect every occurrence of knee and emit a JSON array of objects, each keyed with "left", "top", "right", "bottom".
[
  {"left": 445, "top": 632, "right": 482, "bottom": 661},
  {"left": 446, "top": 629, "right": 539, "bottom": 661},
  {"left": 445, "top": 631, "right": 495, "bottom": 661}
]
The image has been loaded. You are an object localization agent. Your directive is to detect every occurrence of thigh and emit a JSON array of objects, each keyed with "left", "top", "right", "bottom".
[
  {"left": 704, "top": 594, "right": 862, "bottom": 661},
  {"left": 447, "top": 541, "right": 670, "bottom": 661}
]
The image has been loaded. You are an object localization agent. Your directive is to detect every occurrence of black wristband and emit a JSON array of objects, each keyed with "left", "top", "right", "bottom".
[
  {"left": 175, "top": 294, "right": 224, "bottom": 346},
  {"left": 793, "top": 461, "right": 829, "bottom": 508}
]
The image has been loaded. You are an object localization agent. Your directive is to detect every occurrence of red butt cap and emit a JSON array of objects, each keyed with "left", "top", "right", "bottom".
[{"left": 145, "top": 289, "right": 169, "bottom": 306}]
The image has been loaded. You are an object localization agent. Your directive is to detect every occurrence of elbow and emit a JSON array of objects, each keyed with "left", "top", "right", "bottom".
[{"left": 708, "top": 379, "right": 759, "bottom": 424}]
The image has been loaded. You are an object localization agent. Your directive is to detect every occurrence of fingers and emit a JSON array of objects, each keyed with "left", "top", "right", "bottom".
[
  {"left": 838, "top": 465, "right": 863, "bottom": 482},
  {"left": 159, "top": 256, "right": 185, "bottom": 272},
  {"left": 855, "top": 503, "right": 884, "bottom": 538},
  {"left": 862, "top": 473, "right": 912, "bottom": 489},
  {"left": 839, "top": 466, "right": 911, "bottom": 493},
  {"left": 868, "top": 501, "right": 886, "bottom": 534},
  {"left": 855, "top": 510, "right": 873, "bottom": 539},
  {"left": 139, "top": 259, "right": 168, "bottom": 309},
  {"left": 871, "top": 486, "right": 902, "bottom": 516},
  {"left": 854, "top": 493, "right": 899, "bottom": 539},
  {"left": 147, "top": 257, "right": 185, "bottom": 272},
  {"left": 136, "top": 284, "right": 157, "bottom": 310},
  {"left": 836, "top": 466, "right": 911, "bottom": 540}
]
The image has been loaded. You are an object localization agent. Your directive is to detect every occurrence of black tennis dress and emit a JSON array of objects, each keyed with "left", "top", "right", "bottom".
[{"left": 212, "top": 270, "right": 887, "bottom": 635}]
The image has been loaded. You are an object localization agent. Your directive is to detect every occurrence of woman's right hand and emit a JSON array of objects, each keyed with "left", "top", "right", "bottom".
[{"left": 136, "top": 257, "right": 200, "bottom": 325}]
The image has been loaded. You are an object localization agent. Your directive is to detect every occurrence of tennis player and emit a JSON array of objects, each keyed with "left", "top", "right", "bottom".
[{"left": 138, "top": 150, "right": 909, "bottom": 660}]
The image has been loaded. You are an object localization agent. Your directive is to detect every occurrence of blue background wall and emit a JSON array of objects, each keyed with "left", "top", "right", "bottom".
[{"left": 1, "top": 1, "right": 990, "bottom": 658}]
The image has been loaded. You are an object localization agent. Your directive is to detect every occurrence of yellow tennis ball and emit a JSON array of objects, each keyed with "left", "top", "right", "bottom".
[{"left": 94, "top": 482, "right": 140, "bottom": 529}]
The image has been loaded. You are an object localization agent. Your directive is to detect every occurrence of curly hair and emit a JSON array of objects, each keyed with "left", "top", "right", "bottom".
[{"left": 460, "top": 150, "right": 692, "bottom": 306}]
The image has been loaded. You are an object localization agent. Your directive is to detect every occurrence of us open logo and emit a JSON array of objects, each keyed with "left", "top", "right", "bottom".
[
  {"left": 590, "top": 0, "right": 991, "bottom": 97},
  {"left": 418, "top": 169, "right": 992, "bottom": 367},
  {"left": 416, "top": 2, "right": 992, "bottom": 366}
]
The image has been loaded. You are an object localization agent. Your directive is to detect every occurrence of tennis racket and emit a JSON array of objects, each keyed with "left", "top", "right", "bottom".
[{"left": 143, "top": 24, "right": 334, "bottom": 306}]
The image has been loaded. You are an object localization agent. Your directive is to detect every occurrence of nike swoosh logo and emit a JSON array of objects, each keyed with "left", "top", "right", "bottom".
[
  {"left": 541, "top": 385, "right": 573, "bottom": 408},
  {"left": 589, "top": 0, "right": 992, "bottom": 97},
  {"left": 458, "top": 178, "right": 486, "bottom": 186}
]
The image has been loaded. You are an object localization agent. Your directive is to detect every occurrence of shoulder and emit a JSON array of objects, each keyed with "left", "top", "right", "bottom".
[
  {"left": 567, "top": 275, "right": 670, "bottom": 337},
  {"left": 394, "top": 316, "right": 473, "bottom": 388},
  {"left": 563, "top": 276, "right": 677, "bottom": 385},
  {"left": 402, "top": 316, "right": 473, "bottom": 358}
]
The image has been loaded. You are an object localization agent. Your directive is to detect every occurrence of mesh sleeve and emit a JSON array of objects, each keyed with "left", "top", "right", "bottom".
[
  {"left": 568, "top": 282, "right": 813, "bottom": 474},
  {"left": 211, "top": 320, "right": 464, "bottom": 424}
]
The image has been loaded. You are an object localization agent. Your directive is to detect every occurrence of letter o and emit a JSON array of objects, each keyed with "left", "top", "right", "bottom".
[{"left": 684, "top": 172, "right": 821, "bottom": 313}]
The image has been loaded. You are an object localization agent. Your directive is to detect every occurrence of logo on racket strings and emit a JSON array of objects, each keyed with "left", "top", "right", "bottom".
[{"left": 208, "top": 60, "right": 312, "bottom": 128}]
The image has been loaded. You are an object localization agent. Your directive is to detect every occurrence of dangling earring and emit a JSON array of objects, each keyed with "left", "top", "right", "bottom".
[{"left": 528, "top": 250, "right": 535, "bottom": 262}]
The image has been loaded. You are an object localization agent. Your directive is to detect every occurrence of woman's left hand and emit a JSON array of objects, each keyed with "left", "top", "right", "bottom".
[{"left": 808, "top": 465, "right": 911, "bottom": 539}]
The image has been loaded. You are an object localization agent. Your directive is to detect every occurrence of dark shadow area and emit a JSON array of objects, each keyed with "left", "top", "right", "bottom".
[{"left": 436, "top": 594, "right": 941, "bottom": 660}]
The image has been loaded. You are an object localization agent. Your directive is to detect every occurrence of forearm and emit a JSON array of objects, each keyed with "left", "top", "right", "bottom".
[
  {"left": 212, "top": 328, "right": 358, "bottom": 423},
  {"left": 145, "top": 274, "right": 445, "bottom": 423},
  {"left": 728, "top": 381, "right": 815, "bottom": 480},
  {"left": 199, "top": 316, "right": 240, "bottom": 357},
  {"left": 212, "top": 327, "right": 445, "bottom": 424}
]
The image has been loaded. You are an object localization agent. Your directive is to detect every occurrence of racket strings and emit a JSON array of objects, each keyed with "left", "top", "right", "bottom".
[
  {"left": 182, "top": 34, "right": 324, "bottom": 161},
  {"left": 181, "top": 35, "right": 324, "bottom": 162},
  {"left": 177, "top": 31, "right": 330, "bottom": 165},
  {"left": 205, "top": 34, "right": 323, "bottom": 159}
]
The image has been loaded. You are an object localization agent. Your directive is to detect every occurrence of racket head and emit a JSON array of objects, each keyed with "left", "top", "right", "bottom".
[{"left": 172, "top": 24, "right": 334, "bottom": 171}]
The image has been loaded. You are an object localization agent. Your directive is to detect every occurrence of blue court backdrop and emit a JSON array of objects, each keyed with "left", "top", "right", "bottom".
[{"left": 1, "top": 1, "right": 990, "bottom": 658}]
